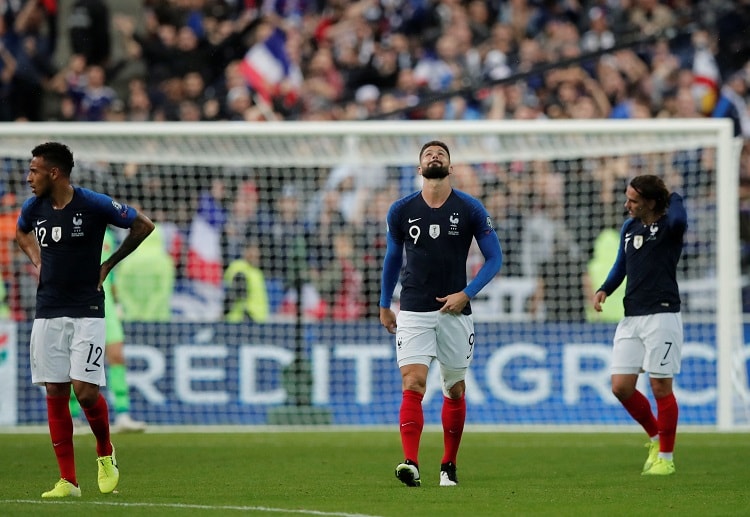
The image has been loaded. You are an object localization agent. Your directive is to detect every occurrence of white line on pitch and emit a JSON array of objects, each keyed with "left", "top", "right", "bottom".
[{"left": 2, "top": 500, "right": 382, "bottom": 516}]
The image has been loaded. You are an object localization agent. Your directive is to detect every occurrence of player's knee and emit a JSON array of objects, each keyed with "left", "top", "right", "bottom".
[
  {"left": 650, "top": 378, "right": 673, "bottom": 399},
  {"left": 440, "top": 366, "right": 466, "bottom": 398},
  {"left": 611, "top": 384, "right": 634, "bottom": 401},
  {"left": 74, "top": 385, "right": 101, "bottom": 408},
  {"left": 444, "top": 380, "right": 465, "bottom": 399},
  {"left": 402, "top": 375, "right": 427, "bottom": 393}
]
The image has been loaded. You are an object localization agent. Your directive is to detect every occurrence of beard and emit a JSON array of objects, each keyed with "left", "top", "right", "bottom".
[{"left": 422, "top": 163, "right": 450, "bottom": 179}]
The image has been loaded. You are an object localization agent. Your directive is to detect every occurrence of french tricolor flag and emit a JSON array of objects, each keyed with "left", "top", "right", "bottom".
[
  {"left": 692, "top": 46, "right": 720, "bottom": 115},
  {"left": 239, "top": 27, "right": 300, "bottom": 103},
  {"left": 186, "top": 192, "right": 227, "bottom": 286}
]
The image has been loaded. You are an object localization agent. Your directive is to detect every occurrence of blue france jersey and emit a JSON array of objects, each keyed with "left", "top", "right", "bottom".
[
  {"left": 599, "top": 193, "right": 687, "bottom": 316},
  {"left": 381, "top": 189, "right": 501, "bottom": 314},
  {"left": 17, "top": 187, "right": 138, "bottom": 318}
]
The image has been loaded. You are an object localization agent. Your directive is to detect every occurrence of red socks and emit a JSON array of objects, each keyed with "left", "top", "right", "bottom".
[
  {"left": 621, "top": 390, "right": 679, "bottom": 453},
  {"left": 399, "top": 390, "right": 467, "bottom": 466},
  {"left": 656, "top": 393, "right": 679, "bottom": 453},
  {"left": 441, "top": 394, "right": 466, "bottom": 465},
  {"left": 82, "top": 393, "right": 113, "bottom": 457},
  {"left": 399, "top": 390, "right": 424, "bottom": 464},
  {"left": 46, "top": 395, "right": 77, "bottom": 486},
  {"left": 620, "top": 390, "right": 659, "bottom": 438}
]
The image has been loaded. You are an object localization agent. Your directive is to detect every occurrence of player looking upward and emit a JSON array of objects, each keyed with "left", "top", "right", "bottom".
[
  {"left": 16, "top": 142, "right": 155, "bottom": 497},
  {"left": 593, "top": 174, "right": 687, "bottom": 476},
  {"left": 379, "top": 141, "right": 502, "bottom": 487}
]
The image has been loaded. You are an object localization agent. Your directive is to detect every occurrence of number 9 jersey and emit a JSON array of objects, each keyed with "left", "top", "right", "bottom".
[{"left": 380, "top": 189, "right": 501, "bottom": 314}]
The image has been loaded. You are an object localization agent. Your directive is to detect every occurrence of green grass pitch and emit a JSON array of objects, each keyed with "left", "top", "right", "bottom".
[{"left": 0, "top": 430, "right": 747, "bottom": 516}]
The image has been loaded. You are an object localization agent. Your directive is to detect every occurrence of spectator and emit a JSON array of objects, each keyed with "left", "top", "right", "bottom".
[
  {"left": 584, "top": 227, "right": 625, "bottom": 323},
  {"left": 580, "top": 7, "right": 615, "bottom": 53},
  {"left": 310, "top": 229, "right": 365, "bottom": 321},
  {"left": 257, "top": 183, "right": 314, "bottom": 315},
  {"left": 0, "top": 192, "right": 19, "bottom": 318},
  {"left": 712, "top": 69, "right": 750, "bottom": 138},
  {"left": 182, "top": 70, "right": 220, "bottom": 120},
  {"left": 114, "top": 224, "right": 175, "bottom": 322},
  {"left": 628, "top": 0, "right": 676, "bottom": 37},
  {"left": 482, "top": 181, "right": 524, "bottom": 277},
  {"left": 222, "top": 180, "right": 269, "bottom": 263},
  {"left": 531, "top": 233, "right": 586, "bottom": 322},
  {"left": 224, "top": 85, "right": 253, "bottom": 120},
  {"left": 223, "top": 240, "right": 269, "bottom": 323},
  {"left": 9, "top": 0, "right": 57, "bottom": 121},
  {"left": 68, "top": 64, "right": 118, "bottom": 121},
  {"left": 0, "top": 38, "right": 16, "bottom": 121},
  {"left": 356, "top": 185, "right": 396, "bottom": 319},
  {"left": 0, "top": 263, "right": 9, "bottom": 319},
  {"left": 68, "top": 0, "right": 111, "bottom": 67},
  {"left": 300, "top": 47, "right": 344, "bottom": 113},
  {"left": 123, "top": 77, "right": 154, "bottom": 121}
]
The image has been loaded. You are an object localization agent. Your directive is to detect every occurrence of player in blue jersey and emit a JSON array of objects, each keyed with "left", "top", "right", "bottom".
[
  {"left": 593, "top": 174, "right": 687, "bottom": 476},
  {"left": 16, "top": 142, "right": 155, "bottom": 498},
  {"left": 379, "top": 141, "right": 503, "bottom": 487}
]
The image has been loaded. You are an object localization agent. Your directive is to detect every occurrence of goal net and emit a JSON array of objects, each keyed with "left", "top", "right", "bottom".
[{"left": 0, "top": 120, "right": 747, "bottom": 430}]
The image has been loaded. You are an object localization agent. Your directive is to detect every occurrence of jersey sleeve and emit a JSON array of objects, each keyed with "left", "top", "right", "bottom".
[
  {"left": 379, "top": 204, "right": 404, "bottom": 308},
  {"left": 16, "top": 197, "right": 37, "bottom": 233},
  {"left": 80, "top": 188, "right": 138, "bottom": 228},
  {"left": 598, "top": 221, "right": 629, "bottom": 295},
  {"left": 666, "top": 192, "right": 687, "bottom": 235},
  {"left": 464, "top": 198, "right": 502, "bottom": 298}
]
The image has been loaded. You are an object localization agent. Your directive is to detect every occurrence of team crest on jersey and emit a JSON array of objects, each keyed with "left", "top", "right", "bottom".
[
  {"left": 52, "top": 226, "right": 62, "bottom": 242},
  {"left": 72, "top": 212, "right": 84, "bottom": 237},
  {"left": 448, "top": 212, "right": 459, "bottom": 236},
  {"left": 429, "top": 224, "right": 440, "bottom": 239},
  {"left": 633, "top": 235, "right": 643, "bottom": 249}
]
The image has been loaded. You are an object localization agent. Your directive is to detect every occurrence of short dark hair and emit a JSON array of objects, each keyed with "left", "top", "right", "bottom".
[
  {"left": 31, "top": 142, "right": 74, "bottom": 176},
  {"left": 419, "top": 140, "right": 450, "bottom": 161},
  {"left": 630, "top": 174, "right": 669, "bottom": 214}
]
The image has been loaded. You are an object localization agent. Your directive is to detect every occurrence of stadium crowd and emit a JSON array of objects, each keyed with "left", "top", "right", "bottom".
[
  {"left": 0, "top": 0, "right": 747, "bottom": 127},
  {"left": 1, "top": 0, "right": 750, "bottom": 321}
]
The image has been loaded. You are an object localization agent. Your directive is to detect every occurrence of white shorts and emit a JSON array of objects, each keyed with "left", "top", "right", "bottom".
[
  {"left": 395, "top": 310, "right": 475, "bottom": 370},
  {"left": 30, "top": 317, "right": 107, "bottom": 386},
  {"left": 611, "top": 313, "right": 683, "bottom": 377}
]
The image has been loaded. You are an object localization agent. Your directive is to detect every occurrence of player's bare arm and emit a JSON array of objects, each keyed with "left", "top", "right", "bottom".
[
  {"left": 98, "top": 213, "right": 155, "bottom": 290},
  {"left": 15, "top": 225, "right": 41, "bottom": 268},
  {"left": 436, "top": 291, "right": 470, "bottom": 314}
]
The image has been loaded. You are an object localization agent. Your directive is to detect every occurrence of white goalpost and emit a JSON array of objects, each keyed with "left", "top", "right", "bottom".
[{"left": 0, "top": 119, "right": 746, "bottom": 430}]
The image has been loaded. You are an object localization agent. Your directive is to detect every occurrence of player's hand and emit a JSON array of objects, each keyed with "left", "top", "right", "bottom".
[
  {"left": 593, "top": 290, "right": 607, "bottom": 312},
  {"left": 380, "top": 307, "right": 397, "bottom": 334},
  {"left": 437, "top": 291, "right": 469, "bottom": 314}
]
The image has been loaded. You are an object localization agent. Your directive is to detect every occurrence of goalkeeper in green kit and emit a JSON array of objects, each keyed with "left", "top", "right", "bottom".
[{"left": 71, "top": 226, "right": 146, "bottom": 432}]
